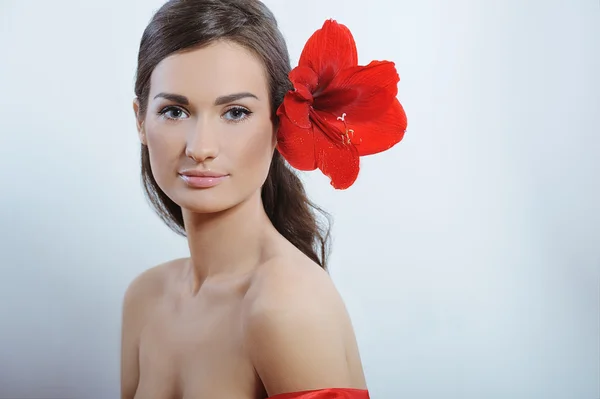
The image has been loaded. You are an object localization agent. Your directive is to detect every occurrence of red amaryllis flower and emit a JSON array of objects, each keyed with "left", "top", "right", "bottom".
[{"left": 276, "top": 19, "right": 408, "bottom": 189}]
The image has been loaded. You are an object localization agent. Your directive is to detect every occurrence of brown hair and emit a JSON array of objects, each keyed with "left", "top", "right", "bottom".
[{"left": 134, "top": 0, "right": 331, "bottom": 268}]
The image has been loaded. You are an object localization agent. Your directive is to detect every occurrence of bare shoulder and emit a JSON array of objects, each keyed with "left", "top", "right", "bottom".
[
  {"left": 120, "top": 258, "right": 187, "bottom": 399},
  {"left": 246, "top": 254, "right": 345, "bottom": 312},
  {"left": 122, "top": 258, "right": 186, "bottom": 316},
  {"left": 242, "top": 255, "right": 363, "bottom": 396}
]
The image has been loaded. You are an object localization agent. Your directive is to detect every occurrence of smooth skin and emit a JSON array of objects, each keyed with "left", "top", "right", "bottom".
[{"left": 122, "top": 40, "right": 367, "bottom": 399}]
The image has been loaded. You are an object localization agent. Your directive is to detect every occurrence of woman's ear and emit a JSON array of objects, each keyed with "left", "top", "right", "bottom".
[
  {"left": 271, "top": 121, "right": 279, "bottom": 152},
  {"left": 132, "top": 99, "right": 147, "bottom": 145}
]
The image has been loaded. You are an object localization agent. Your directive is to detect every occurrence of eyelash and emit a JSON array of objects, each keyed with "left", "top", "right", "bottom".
[{"left": 157, "top": 106, "right": 253, "bottom": 123}]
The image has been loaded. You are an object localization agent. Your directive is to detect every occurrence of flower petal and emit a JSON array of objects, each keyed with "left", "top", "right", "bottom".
[
  {"left": 280, "top": 92, "right": 311, "bottom": 129},
  {"left": 315, "top": 130, "right": 360, "bottom": 190},
  {"left": 314, "top": 61, "right": 400, "bottom": 121},
  {"left": 289, "top": 66, "right": 318, "bottom": 99},
  {"left": 276, "top": 107, "right": 317, "bottom": 171},
  {"left": 299, "top": 19, "right": 358, "bottom": 88},
  {"left": 349, "top": 99, "right": 408, "bottom": 156}
]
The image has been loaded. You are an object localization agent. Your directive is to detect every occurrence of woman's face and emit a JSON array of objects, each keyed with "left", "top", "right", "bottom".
[{"left": 134, "top": 40, "right": 276, "bottom": 214}]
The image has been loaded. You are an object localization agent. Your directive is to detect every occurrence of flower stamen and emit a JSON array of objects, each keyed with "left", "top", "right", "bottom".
[{"left": 337, "top": 113, "right": 354, "bottom": 144}]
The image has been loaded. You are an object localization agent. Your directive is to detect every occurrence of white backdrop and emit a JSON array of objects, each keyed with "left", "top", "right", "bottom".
[{"left": 0, "top": 0, "right": 598, "bottom": 398}]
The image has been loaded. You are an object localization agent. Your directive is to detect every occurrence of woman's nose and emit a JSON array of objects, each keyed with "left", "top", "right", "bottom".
[{"left": 185, "top": 122, "right": 219, "bottom": 163}]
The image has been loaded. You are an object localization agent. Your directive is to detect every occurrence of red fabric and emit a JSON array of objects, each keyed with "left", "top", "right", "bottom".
[
  {"left": 276, "top": 19, "right": 407, "bottom": 190},
  {"left": 269, "top": 388, "right": 370, "bottom": 399}
]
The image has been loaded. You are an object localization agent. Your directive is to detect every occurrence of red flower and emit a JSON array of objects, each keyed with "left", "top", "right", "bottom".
[{"left": 276, "top": 19, "right": 408, "bottom": 189}]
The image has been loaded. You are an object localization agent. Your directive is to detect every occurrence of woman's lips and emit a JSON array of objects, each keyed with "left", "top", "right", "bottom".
[{"left": 179, "top": 171, "right": 229, "bottom": 188}]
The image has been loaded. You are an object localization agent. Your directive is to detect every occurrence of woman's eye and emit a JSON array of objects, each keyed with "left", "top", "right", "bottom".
[
  {"left": 158, "top": 106, "right": 189, "bottom": 121},
  {"left": 223, "top": 107, "right": 252, "bottom": 122}
]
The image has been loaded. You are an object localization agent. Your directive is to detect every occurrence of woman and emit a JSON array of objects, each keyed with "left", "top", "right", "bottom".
[{"left": 121, "top": 0, "right": 407, "bottom": 398}]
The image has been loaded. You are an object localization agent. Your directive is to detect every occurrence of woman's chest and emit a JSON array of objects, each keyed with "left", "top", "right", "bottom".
[{"left": 134, "top": 295, "right": 262, "bottom": 399}]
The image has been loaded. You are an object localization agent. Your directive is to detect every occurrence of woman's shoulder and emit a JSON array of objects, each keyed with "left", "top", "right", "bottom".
[
  {"left": 241, "top": 254, "right": 362, "bottom": 395},
  {"left": 243, "top": 252, "right": 351, "bottom": 342},
  {"left": 247, "top": 251, "right": 343, "bottom": 316},
  {"left": 122, "top": 257, "right": 187, "bottom": 308}
]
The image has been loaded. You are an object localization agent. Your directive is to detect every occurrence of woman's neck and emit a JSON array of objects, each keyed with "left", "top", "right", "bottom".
[{"left": 181, "top": 191, "right": 274, "bottom": 294}]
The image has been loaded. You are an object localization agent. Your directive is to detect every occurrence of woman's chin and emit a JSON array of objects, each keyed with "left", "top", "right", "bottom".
[
  {"left": 178, "top": 199, "right": 233, "bottom": 215},
  {"left": 172, "top": 190, "right": 238, "bottom": 215}
]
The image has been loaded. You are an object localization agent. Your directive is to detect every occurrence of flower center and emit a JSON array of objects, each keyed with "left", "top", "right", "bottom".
[{"left": 309, "top": 109, "right": 346, "bottom": 147}]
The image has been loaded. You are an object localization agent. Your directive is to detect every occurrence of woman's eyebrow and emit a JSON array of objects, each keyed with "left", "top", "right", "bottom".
[
  {"left": 153, "top": 92, "right": 189, "bottom": 105},
  {"left": 214, "top": 92, "right": 259, "bottom": 105},
  {"left": 153, "top": 92, "right": 259, "bottom": 106}
]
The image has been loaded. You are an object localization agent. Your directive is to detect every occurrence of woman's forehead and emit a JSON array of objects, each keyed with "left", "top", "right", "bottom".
[{"left": 150, "top": 41, "right": 269, "bottom": 102}]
